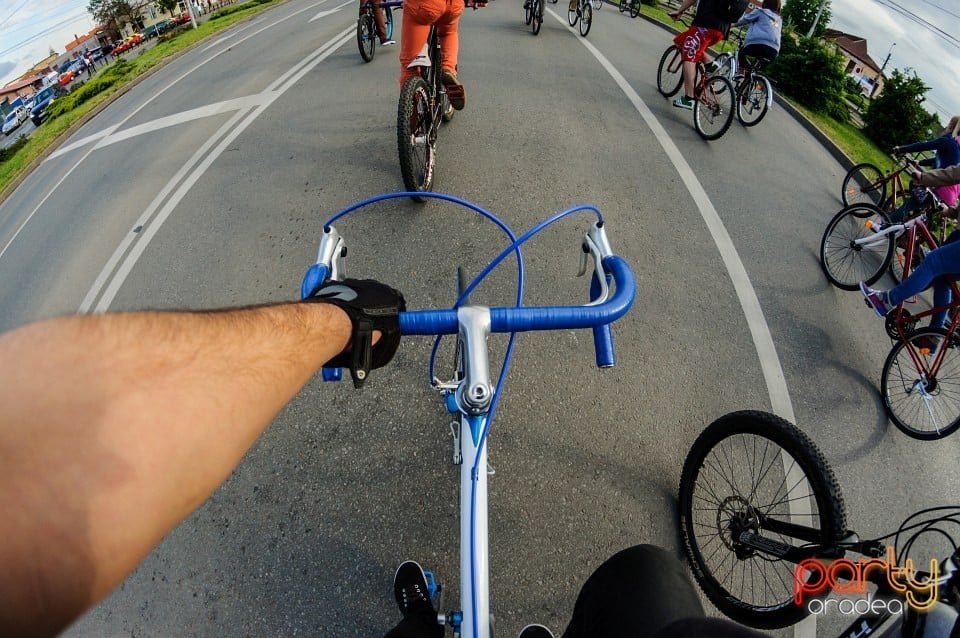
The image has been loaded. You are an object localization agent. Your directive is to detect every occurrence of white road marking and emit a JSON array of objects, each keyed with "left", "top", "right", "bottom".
[
  {"left": 310, "top": 0, "right": 354, "bottom": 21},
  {"left": 81, "top": 27, "right": 355, "bottom": 313},
  {"left": 47, "top": 94, "right": 268, "bottom": 159},
  {"left": 546, "top": 11, "right": 814, "bottom": 638}
]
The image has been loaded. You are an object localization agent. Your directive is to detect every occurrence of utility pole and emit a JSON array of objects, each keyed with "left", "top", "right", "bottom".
[
  {"left": 806, "top": 0, "right": 827, "bottom": 37},
  {"left": 870, "top": 42, "right": 895, "bottom": 99}
]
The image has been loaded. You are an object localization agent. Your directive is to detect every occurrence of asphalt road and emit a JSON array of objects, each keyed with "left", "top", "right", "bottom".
[{"left": 0, "top": 1, "right": 957, "bottom": 636}]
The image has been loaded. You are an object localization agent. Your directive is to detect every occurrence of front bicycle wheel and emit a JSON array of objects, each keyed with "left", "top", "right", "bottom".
[
  {"left": 397, "top": 77, "right": 435, "bottom": 201},
  {"left": 842, "top": 163, "right": 886, "bottom": 208},
  {"left": 531, "top": 0, "right": 543, "bottom": 33},
  {"left": 736, "top": 75, "right": 770, "bottom": 127},
  {"left": 656, "top": 45, "right": 683, "bottom": 98},
  {"left": 713, "top": 52, "right": 734, "bottom": 79},
  {"left": 679, "top": 411, "right": 847, "bottom": 629},
  {"left": 881, "top": 327, "right": 960, "bottom": 440},
  {"left": 819, "top": 203, "right": 893, "bottom": 290},
  {"left": 357, "top": 15, "right": 376, "bottom": 62},
  {"left": 693, "top": 75, "right": 734, "bottom": 140},
  {"left": 578, "top": 2, "right": 592, "bottom": 36}
]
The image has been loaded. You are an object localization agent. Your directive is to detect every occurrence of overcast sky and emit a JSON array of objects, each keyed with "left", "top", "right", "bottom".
[{"left": 0, "top": 0, "right": 958, "bottom": 121}]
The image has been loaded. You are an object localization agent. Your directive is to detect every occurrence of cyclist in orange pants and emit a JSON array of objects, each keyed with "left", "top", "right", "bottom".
[{"left": 399, "top": 0, "right": 485, "bottom": 110}]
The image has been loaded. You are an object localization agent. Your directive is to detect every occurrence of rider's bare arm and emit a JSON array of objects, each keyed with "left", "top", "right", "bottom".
[{"left": 0, "top": 302, "right": 352, "bottom": 638}]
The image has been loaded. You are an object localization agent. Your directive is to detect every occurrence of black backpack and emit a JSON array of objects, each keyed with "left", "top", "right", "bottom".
[{"left": 720, "top": 0, "right": 748, "bottom": 22}]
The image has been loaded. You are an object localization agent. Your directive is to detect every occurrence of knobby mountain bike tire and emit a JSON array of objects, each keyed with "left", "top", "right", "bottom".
[
  {"left": 656, "top": 45, "right": 683, "bottom": 97},
  {"left": 881, "top": 327, "right": 960, "bottom": 440},
  {"left": 693, "top": 75, "right": 734, "bottom": 140},
  {"left": 397, "top": 77, "right": 435, "bottom": 201},
  {"left": 679, "top": 411, "right": 848, "bottom": 629},
  {"left": 736, "top": 75, "right": 770, "bottom": 127},
  {"left": 579, "top": 2, "right": 592, "bottom": 36},
  {"left": 357, "top": 14, "right": 376, "bottom": 62},
  {"left": 842, "top": 163, "right": 886, "bottom": 208},
  {"left": 532, "top": 0, "right": 543, "bottom": 33},
  {"left": 819, "top": 203, "right": 893, "bottom": 290}
]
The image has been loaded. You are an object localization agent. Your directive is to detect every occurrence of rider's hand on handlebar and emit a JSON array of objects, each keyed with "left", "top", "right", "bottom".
[
  {"left": 304, "top": 278, "right": 406, "bottom": 388},
  {"left": 669, "top": 9, "right": 683, "bottom": 20}
]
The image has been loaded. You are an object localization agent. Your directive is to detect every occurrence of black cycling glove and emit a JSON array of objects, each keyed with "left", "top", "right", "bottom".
[{"left": 304, "top": 278, "right": 406, "bottom": 388}]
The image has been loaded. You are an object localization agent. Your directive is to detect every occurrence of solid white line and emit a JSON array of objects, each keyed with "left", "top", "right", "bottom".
[
  {"left": 545, "top": 12, "right": 814, "bottom": 637},
  {"left": 84, "top": 27, "right": 355, "bottom": 313}
]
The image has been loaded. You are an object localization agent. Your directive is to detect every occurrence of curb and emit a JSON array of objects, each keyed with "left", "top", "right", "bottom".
[{"left": 635, "top": 6, "right": 857, "bottom": 172}]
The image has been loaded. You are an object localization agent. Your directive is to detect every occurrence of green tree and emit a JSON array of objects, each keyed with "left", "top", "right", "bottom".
[
  {"left": 782, "top": 0, "right": 831, "bottom": 38},
  {"left": 87, "top": 0, "right": 136, "bottom": 38},
  {"left": 766, "top": 32, "right": 849, "bottom": 121},
  {"left": 863, "top": 69, "right": 940, "bottom": 151},
  {"left": 156, "top": 0, "right": 179, "bottom": 15}
]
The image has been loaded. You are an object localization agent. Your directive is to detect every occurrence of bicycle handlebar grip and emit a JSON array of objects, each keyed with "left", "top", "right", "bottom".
[{"left": 590, "top": 270, "right": 615, "bottom": 368}]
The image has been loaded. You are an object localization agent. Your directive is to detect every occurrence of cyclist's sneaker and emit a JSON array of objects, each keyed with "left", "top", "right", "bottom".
[
  {"left": 441, "top": 70, "right": 466, "bottom": 110},
  {"left": 859, "top": 282, "right": 892, "bottom": 317},
  {"left": 394, "top": 561, "right": 437, "bottom": 620},
  {"left": 672, "top": 95, "right": 694, "bottom": 110},
  {"left": 380, "top": 39, "right": 397, "bottom": 46},
  {"left": 704, "top": 60, "right": 719, "bottom": 73},
  {"left": 518, "top": 625, "right": 555, "bottom": 638}
]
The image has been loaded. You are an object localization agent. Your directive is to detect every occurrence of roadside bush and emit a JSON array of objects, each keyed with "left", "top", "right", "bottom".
[
  {"left": 158, "top": 23, "right": 192, "bottom": 41},
  {"left": 765, "top": 31, "right": 849, "bottom": 122},
  {"left": 0, "top": 135, "right": 28, "bottom": 164},
  {"left": 45, "top": 61, "right": 134, "bottom": 120}
]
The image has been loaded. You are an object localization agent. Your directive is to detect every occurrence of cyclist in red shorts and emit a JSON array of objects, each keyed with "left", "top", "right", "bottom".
[{"left": 669, "top": 0, "right": 733, "bottom": 110}]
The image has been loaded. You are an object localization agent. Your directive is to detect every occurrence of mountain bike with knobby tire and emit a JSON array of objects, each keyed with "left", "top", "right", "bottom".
[
  {"left": 567, "top": 0, "right": 592, "bottom": 37},
  {"left": 679, "top": 410, "right": 960, "bottom": 634},
  {"left": 656, "top": 44, "right": 735, "bottom": 140},
  {"left": 301, "top": 192, "right": 636, "bottom": 638},
  {"left": 397, "top": 24, "right": 454, "bottom": 201}
]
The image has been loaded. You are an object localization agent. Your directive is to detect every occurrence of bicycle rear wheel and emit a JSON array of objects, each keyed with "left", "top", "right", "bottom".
[
  {"left": 736, "top": 75, "right": 770, "bottom": 127},
  {"left": 881, "top": 327, "right": 960, "bottom": 440},
  {"left": 656, "top": 45, "right": 683, "bottom": 98},
  {"left": 397, "top": 77, "right": 435, "bottom": 201},
  {"left": 693, "top": 75, "right": 734, "bottom": 140},
  {"left": 819, "top": 203, "right": 893, "bottom": 290},
  {"left": 679, "top": 411, "right": 847, "bottom": 629},
  {"left": 385, "top": 6, "right": 394, "bottom": 39},
  {"left": 842, "top": 163, "right": 886, "bottom": 208},
  {"left": 531, "top": 0, "right": 543, "bottom": 33},
  {"left": 629, "top": 0, "right": 639, "bottom": 17},
  {"left": 357, "top": 14, "right": 376, "bottom": 62},
  {"left": 578, "top": 2, "right": 592, "bottom": 36}
]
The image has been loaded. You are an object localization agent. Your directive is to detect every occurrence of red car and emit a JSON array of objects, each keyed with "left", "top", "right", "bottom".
[
  {"left": 111, "top": 40, "right": 131, "bottom": 56},
  {"left": 172, "top": 13, "right": 192, "bottom": 25},
  {"left": 58, "top": 70, "right": 77, "bottom": 86}
]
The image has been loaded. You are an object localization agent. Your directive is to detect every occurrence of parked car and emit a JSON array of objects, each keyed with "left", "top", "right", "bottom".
[
  {"left": 2, "top": 108, "right": 28, "bottom": 136},
  {"left": 58, "top": 70, "right": 77, "bottom": 86},
  {"left": 29, "top": 86, "right": 59, "bottom": 126},
  {"left": 172, "top": 12, "right": 192, "bottom": 25},
  {"left": 111, "top": 40, "right": 131, "bottom": 56}
]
